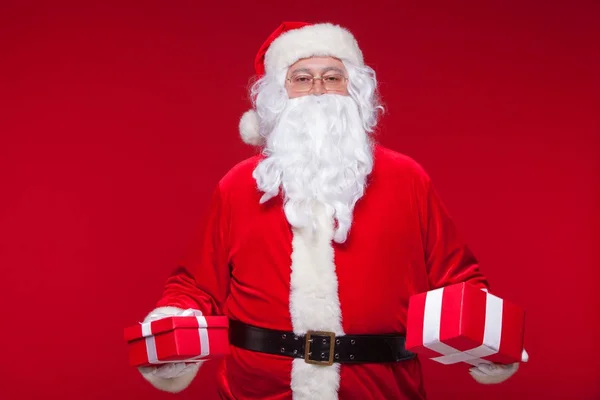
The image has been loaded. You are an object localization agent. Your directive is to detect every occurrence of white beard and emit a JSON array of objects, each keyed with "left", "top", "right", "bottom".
[{"left": 253, "top": 94, "right": 374, "bottom": 243}]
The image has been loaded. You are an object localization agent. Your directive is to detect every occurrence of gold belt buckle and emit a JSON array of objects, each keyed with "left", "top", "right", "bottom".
[{"left": 305, "top": 330, "right": 336, "bottom": 366}]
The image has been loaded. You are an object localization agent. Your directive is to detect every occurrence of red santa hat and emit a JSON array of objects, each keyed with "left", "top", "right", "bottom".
[{"left": 239, "top": 22, "right": 365, "bottom": 146}]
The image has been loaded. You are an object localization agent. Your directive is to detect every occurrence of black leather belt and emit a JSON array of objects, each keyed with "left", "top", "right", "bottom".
[{"left": 228, "top": 319, "right": 416, "bottom": 365}]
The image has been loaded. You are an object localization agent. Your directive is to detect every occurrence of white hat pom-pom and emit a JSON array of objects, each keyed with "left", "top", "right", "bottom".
[{"left": 239, "top": 109, "right": 263, "bottom": 146}]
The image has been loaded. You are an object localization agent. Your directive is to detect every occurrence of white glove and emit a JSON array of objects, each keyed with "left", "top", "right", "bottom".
[
  {"left": 138, "top": 361, "right": 202, "bottom": 393},
  {"left": 469, "top": 349, "right": 528, "bottom": 384},
  {"left": 137, "top": 306, "right": 203, "bottom": 393},
  {"left": 144, "top": 306, "right": 186, "bottom": 322},
  {"left": 139, "top": 362, "right": 201, "bottom": 380}
]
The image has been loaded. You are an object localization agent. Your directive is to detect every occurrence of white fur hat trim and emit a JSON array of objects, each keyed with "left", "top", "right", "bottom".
[{"left": 264, "top": 23, "right": 364, "bottom": 76}]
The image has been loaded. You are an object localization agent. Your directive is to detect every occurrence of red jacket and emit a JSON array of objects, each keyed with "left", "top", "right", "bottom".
[{"left": 154, "top": 144, "right": 489, "bottom": 399}]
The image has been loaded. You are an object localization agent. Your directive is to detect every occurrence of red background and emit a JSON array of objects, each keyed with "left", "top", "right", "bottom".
[{"left": 1, "top": 1, "right": 598, "bottom": 399}]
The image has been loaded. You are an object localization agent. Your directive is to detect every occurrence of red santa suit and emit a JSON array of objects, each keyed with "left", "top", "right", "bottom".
[{"left": 152, "top": 144, "right": 489, "bottom": 399}]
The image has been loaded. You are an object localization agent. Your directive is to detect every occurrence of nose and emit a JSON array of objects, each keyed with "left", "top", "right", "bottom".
[{"left": 310, "top": 79, "right": 326, "bottom": 96}]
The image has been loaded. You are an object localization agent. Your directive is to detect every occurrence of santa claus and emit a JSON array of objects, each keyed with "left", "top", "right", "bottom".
[{"left": 137, "top": 22, "right": 526, "bottom": 399}]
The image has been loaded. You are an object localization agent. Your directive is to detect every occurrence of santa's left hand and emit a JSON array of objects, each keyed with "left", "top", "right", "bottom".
[{"left": 469, "top": 349, "right": 528, "bottom": 385}]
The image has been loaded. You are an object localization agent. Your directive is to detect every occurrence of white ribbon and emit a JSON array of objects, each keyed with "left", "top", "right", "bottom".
[
  {"left": 422, "top": 287, "right": 502, "bottom": 366},
  {"left": 140, "top": 308, "right": 211, "bottom": 364}
]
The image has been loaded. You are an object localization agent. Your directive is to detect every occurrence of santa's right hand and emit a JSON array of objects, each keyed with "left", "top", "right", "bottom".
[{"left": 139, "top": 362, "right": 199, "bottom": 379}]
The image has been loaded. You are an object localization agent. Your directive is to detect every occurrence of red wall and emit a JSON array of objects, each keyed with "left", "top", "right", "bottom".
[{"left": 1, "top": 1, "right": 598, "bottom": 399}]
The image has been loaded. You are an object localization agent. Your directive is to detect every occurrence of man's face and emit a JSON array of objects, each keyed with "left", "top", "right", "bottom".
[{"left": 285, "top": 56, "right": 349, "bottom": 99}]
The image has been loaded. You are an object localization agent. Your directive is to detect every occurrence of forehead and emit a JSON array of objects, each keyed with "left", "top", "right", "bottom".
[{"left": 287, "top": 56, "right": 347, "bottom": 75}]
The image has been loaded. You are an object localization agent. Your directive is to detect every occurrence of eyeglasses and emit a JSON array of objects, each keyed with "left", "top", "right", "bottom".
[{"left": 286, "top": 73, "right": 348, "bottom": 93}]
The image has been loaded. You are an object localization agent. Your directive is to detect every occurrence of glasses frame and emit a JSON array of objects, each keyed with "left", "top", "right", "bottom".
[{"left": 285, "top": 74, "right": 349, "bottom": 93}]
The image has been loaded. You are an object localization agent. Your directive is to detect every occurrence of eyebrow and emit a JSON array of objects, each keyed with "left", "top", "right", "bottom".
[{"left": 290, "top": 66, "right": 345, "bottom": 75}]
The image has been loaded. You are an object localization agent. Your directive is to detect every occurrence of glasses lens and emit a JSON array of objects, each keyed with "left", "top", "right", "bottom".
[
  {"left": 291, "top": 75, "right": 313, "bottom": 92},
  {"left": 322, "top": 74, "right": 346, "bottom": 91}
]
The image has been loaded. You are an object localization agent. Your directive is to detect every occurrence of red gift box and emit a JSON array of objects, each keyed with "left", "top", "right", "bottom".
[
  {"left": 405, "top": 283, "right": 525, "bottom": 366},
  {"left": 124, "top": 310, "right": 230, "bottom": 367}
]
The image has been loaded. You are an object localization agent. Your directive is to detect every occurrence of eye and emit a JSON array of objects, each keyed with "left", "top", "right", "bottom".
[
  {"left": 323, "top": 75, "right": 343, "bottom": 82},
  {"left": 292, "top": 75, "right": 312, "bottom": 83}
]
